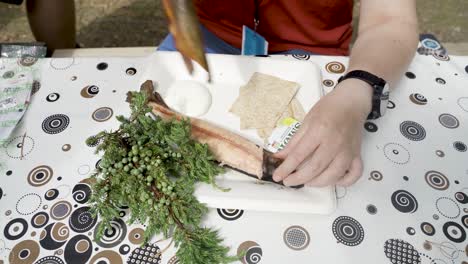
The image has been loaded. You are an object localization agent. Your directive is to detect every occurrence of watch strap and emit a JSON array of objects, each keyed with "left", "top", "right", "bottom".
[
  {"left": 337, "top": 70, "right": 388, "bottom": 120},
  {"left": 337, "top": 70, "right": 386, "bottom": 89}
]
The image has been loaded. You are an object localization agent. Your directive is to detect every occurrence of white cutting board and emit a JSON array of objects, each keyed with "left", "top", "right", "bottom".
[{"left": 141, "top": 52, "right": 336, "bottom": 215}]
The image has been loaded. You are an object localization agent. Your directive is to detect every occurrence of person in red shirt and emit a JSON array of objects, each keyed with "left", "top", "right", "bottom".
[{"left": 159, "top": 0, "right": 419, "bottom": 188}]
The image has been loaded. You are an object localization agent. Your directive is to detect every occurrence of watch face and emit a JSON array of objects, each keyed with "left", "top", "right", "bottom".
[{"left": 379, "top": 83, "right": 390, "bottom": 117}]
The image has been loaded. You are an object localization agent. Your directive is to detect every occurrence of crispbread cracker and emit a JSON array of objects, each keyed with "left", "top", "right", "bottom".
[
  {"left": 257, "top": 99, "right": 306, "bottom": 140},
  {"left": 257, "top": 106, "right": 292, "bottom": 139},
  {"left": 230, "top": 72, "right": 299, "bottom": 129},
  {"left": 229, "top": 85, "right": 247, "bottom": 114},
  {"left": 290, "top": 98, "right": 305, "bottom": 122}
]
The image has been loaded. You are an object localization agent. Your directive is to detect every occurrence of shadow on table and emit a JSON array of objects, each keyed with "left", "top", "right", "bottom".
[{"left": 77, "top": 0, "right": 169, "bottom": 48}]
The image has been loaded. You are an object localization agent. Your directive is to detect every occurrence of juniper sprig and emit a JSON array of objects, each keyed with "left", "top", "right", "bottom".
[{"left": 87, "top": 91, "right": 236, "bottom": 263}]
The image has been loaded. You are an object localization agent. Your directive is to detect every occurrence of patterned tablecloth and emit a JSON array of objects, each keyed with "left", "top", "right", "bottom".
[{"left": 1, "top": 39, "right": 468, "bottom": 264}]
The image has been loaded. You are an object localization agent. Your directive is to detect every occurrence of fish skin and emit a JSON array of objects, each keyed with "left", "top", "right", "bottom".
[
  {"left": 138, "top": 80, "right": 303, "bottom": 188},
  {"left": 162, "top": 0, "right": 211, "bottom": 80}
]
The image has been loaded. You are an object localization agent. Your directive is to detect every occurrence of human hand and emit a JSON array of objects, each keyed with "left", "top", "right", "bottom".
[{"left": 273, "top": 78, "right": 373, "bottom": 187}]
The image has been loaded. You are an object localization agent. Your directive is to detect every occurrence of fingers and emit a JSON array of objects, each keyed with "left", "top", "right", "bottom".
[
  {"left": 281, "top": 145, "right": 338, "bottom": 186},
  {"left": 336, "top": 157, "right": 363, "bottom": 187},
  {"left": 274, "top": 124, "right": 308, "bottom": 159},
  {"left": 272, "top": 136, "right": 319, "bottom": 182},
  {"left": 305, "top": 153, "right": 352, "bottom": 187}
]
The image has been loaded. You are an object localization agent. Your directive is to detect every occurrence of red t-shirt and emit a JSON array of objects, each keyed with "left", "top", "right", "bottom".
[{"left": 194, "top": 0, "right": 354, "bottom": 55}]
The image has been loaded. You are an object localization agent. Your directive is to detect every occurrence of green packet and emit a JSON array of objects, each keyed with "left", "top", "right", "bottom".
[
  {"left": 0, "top": 58, "right": 36, "bottom": 141},
  {"left": 265, "top": 117, "right": 301, "bottom": 152}
]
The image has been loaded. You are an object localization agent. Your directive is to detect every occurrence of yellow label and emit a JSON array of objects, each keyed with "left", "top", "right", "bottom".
[{"left": 280, "top": 117, "right": 297, "bottom": 126}]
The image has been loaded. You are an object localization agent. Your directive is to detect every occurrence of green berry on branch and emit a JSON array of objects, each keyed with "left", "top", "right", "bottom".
[{"left": 87, "top": 91, "right": 232, "bottom": 264}]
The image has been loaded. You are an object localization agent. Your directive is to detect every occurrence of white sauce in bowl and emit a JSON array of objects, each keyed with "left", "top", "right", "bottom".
[{"left": 164, "top": 80, "right": 212, "bottom": 117}]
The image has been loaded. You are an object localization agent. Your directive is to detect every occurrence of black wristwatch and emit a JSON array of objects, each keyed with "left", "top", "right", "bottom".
[{"left": 337, "top": 70, "right": 390, "bottom": 120}]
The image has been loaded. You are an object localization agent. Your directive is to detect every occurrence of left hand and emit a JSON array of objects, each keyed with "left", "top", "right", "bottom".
[{"left": 272, "top": 78, "right": 373, "bottom": 187}]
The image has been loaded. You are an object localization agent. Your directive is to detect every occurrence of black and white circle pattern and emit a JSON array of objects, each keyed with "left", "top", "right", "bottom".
[
  {"left": 27, "top": 165, "right": 53, "bottom": 187},
  {"left": 442, "top": 221, "right": 466, "bottom": 243},
  {"left": 44, "top": 188, "right": 59, "bottom": 201},
  {"left": 453, "top": 141, "right": 467, "bottom": 152},
  {"left": 435, "top": 77, "right": 446, "bottom": 84},
  {"left": 42, "top": 114, "right": 70, "bottom": 134},
  {"left": 80, "top": 85, "right": 100, "bottom": 98},
  {"left": 369, "top": 171, "right": 383, "bottom": 181},
  {"left": 325, "top": 61, "right": 345, "bottom": 74},
  {"left": 69, "top": 206, "right": 98, "bottom": 233},
  {"left": 400, "top": 121, "right": 426, "bottom": 141},
  {"left": 93, "top": 218, "right": 127, "bottom": 248},
  {"left": 3, "top": 218, "right": 28, "bottom": 240},
  {"left": 332, "top": 216, "right": 364, "bottom": 246},
  {"left": 425, "top": 170, "right": 449, "bottom": 190},
  {"left": 391, "top": 190, "right": 418, "bottom": 214},
  {"left": 89, "top": 250, "right": 123, "bottom": 264},
  {"left": 50, "top": 200, "right": 72, "bottom": 220},
  {"left": 383, "top": 239, "right": 421, "bottom": 264},
  {"left": 435, "top": 197, "right": 460, "bottom": 219},
  {"left": 119, "top": 244, "right": 130, "bottom": 255},
  {"left": 64, "top": 235, "right": 93, "bottom": 263},
  {"left": 217, "top": 208, "right": 244, "bottom": 221},
  {"left": 420, "top": 222, "right": 435, "bottom": 236},
  {"left": 383, "top": 143, "right": 410, "bottom": 165},
  {"left": 46, "top": 93, "right": 60, "bottom": 102},
  {"left": 35, "top": 256, "right": 65, "bottom": 264},
  {"left": 322, "top": 79, "right": 334, "bottom": 87},
  {"left": 364, "top": 122, "right": 378, "bottom": 132},
  {"left": 5, "top": 135, "right": 35, "bottom": 159},
  {"left": 291, "top": 54, "right": 310, "bottom": 61},
  {"left": 127, "top": 243, "right": 161, "bottom": 264},
  {"left": 366, "top": 204, "right": 378, "bottom": 215},
  {"left": 406, "top": 227, "right": 415, "bottom": 236},
  {"left": 409, "top": 93, "right": 427, "bottom": 105},
  {"left": 15, "top": 193, "right": 42, "bottom": 215},
  {"left": 237, "top": 241, "right": 262, "bottom": 264},
  {"left": 39, "top": 222, "right": 70, "bottom": 250},
  {"left": 283, "top": 226, "right": 310, "bottom": 250},
  {"left": 454, "top": 191, "right": 468, "bottom": 204},
  {"left": 31, "top": 211, "right": 49, "bottom": 228},
  {"left": 92, "top": 107, "right": 113, "bottom": 122},
  {"left": 461, "top": 215, "right": 468, "bottom": 229},
  {"left": 125, "top": 67, "right": 137, "bottom": 76},
  {"left": 438, "top": 113, "right": 459, "bottom": 129},
  {"left": 72, "top": 183, "right": 92, "bottom": 204}
]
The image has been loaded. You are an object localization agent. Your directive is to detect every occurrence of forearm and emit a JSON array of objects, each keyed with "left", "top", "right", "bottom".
[
  {"left": 337, "top": 17, "right": 418, "bottom": 116},
  {"left": 348, "top": 19, "right": 419, "bottom": 88}
]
